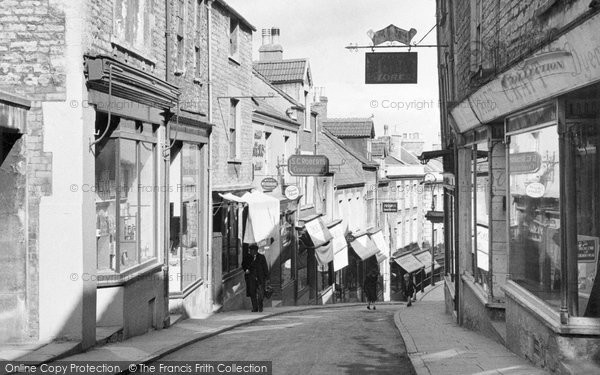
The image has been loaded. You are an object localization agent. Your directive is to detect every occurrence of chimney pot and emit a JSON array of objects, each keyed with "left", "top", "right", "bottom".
[
  {"left": 271, "top": 27, "right": 280, "bottom": 45},
  {"left": 261, "top": 28, "right": 271, "bottom": 46}
]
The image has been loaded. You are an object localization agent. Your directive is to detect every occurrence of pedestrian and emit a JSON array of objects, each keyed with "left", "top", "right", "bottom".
[
  {"left": 364, "top": 269, "right": 379, "bottom": 310},
  {"left": 242, "top": 244, "right": 270, "bottom": 312},
  {"left": 403, "top": 273, "right": 415, "bottom": 307}
]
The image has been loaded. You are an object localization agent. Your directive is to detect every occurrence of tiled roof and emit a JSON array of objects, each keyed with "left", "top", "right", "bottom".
[
  {"left": 384, "top": 155, "right": 404, "bottom": 165},
  {"left": 253, "top": 59, "right": 308, "bottom": 84},
  {"left": 399, "top": 146, "right": 422, "bottom": 165},
  {"left": 322, "top": 129, "right": 377, "bottom": 167},
  {"left": 318, "top": 133, "right": 366, "bottom": 187},
  {"left": 371, "top": 141, "right": 388, "bottom": 158},
  {"left": 322, "top": 118, "right": 375, "bottom": 138}
]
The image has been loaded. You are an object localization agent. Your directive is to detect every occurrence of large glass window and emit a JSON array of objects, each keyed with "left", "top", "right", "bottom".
[
  {"left": 571, "top": 122, "right": 600, "bottom": 317},
  {"left": 472, "top": 143, "right": 490, "bottom": 290},
  {"left": 169, "top": 142, "right": 204, "bottom": 292},
  {"left": 508, "top": 125, "right": 561, "bottom": 310},
  {"left": 95, "top": 117, "right": 158, "bottom": 275}
]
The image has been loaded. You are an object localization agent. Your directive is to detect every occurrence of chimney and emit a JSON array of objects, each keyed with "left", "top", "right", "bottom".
[
  {"left": 259, "top": 26, "right": 283, "bottom": 62},
  {"left": 261, "top": 28, "right": 271, "bottom": 46},
  {"left": 312, "top": 95, "right": 328, "bottom": 121},
  {"left": 384, "top": 125, "right": 389, "bottom": 136}
]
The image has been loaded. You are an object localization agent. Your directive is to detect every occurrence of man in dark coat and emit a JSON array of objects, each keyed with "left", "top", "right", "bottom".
[{"left": 242, "top": 244, "right": 270, "bottom": 312}]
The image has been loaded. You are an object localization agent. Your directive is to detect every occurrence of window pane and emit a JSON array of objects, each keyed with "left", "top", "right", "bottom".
[
  {"left": 572, "top": 123, "right": 600, "bottom": 317},
  {"left": 281, "top": 212, "right": 294, "bottom": 286},
  {"left": 139, "top": 142, "right": 155, "bottom": 264},
  {"left": 119, "top": 139, "right": 139, "bottom": 271},
  {"left": 169, "top": 146, "right": 183, "bottom": 292},
  {"left": 96, "top": 139, "right": 117, "bottom": 272},
  {"left": 508, "top": 125, "right": 561, "bottom": 311},
  {"left": 181, "top": 143, "right": 202, "bottom": 289}
]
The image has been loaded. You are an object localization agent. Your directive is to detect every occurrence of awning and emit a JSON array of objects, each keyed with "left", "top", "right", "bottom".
[
  {"left": 329, "top": 221, "right": 349, "bottom": 271},
  {"left": 414, "top": 251, "right": 441, "bottom": 274},
  {"left": 219, "top": 190, "right": 280, "bottom": 244},
  {"left": 369, "top": 230, "right": 389, "bottom": 264},
  {"left": 350, "top": 233, "right": 379, "bottom": 260},
  {"left": 393, "top": 253, "right": 425, "bottom": 273},
  {"left": 314, "top": 241, "right": 333, "bottom": 268},
  {"left": 304, "top": 216, "right": 333, "bottom": 248}
]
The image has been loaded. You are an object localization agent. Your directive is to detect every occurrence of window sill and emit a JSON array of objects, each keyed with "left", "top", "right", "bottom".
[
  {"left": 228, "top": 56, "right": 241, "bottom": 66},
  {"left": 227, "top": 159, "right": 242, "bottom": 165},
  {"left": 96, "top": 261, "right": 163, "bottom": 288},
  {"left": 222, "top": 267, "right": 244, "bottom": 282}
]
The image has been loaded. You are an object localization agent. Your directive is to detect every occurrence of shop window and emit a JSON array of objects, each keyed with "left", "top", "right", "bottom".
[
  {"left": 508, "top": 125, "right": 561, "bottom": 311},
  {"left": 472, "top": 143, "right": 490, "bottom": 291},
  {"left": 571, "top": 122, "right": 600, "bottom": 317},
  {"left": 169, "top": 142, "right": 204, "bottom": 292},
  {"left": 221, "top": 202, "right": 242, "bottom": 274},
  {"left": 297, "top": 248, "right": 308, "bottom": 292},
  {"left": 95, "top": 116, "right": 158, "bottom": 275}
]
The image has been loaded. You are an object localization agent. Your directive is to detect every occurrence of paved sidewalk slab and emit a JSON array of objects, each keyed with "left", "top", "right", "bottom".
[{"left": 395, "top": 285, "right": 549, "bottom": 375}]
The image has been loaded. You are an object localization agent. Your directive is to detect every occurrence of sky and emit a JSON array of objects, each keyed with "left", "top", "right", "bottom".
[{"left": 227, "top": 0, "right": 441, "bottom": 148}]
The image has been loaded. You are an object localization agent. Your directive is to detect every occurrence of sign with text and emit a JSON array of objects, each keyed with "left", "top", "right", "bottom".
[
  {"left": 365, "top": 52, "right": 418, "bottom": 84},
  {"left": 509, "top": 152, "right": 541, "bottom": 174},
  {"left": 288, "top": 155, "right": 329, "bottom": 176},
  {"left": 382, "top": 202, "right": 398, "bottom": 213},
  {"left": 578, "top": 235, "right": 599, "bottom": 263},
  {"left": 260, "top": 177, "right": 278, "bottom": 192}
]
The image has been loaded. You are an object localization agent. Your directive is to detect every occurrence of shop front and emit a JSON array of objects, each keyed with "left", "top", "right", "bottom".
[
  {"left": 86, "top": 54, "right": 179, "bottom": 338},
  {"left": 167, "top": 115, "right": 211, "bottom": 317}
]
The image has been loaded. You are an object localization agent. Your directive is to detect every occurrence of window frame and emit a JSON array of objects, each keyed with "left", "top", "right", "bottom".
[
  {"left": 95, "top": 117, "right": 159, "bottom": 281},
  {"left": 229, "top": 17, "right": 239, "bottom": 60}
]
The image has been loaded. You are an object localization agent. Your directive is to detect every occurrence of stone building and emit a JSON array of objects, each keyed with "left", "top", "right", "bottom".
[{"left": 433, "top": 0, "right": 600, "bottom": 372}]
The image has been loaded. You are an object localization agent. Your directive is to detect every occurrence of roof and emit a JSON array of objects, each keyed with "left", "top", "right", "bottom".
[
  {"left": 322, "top": 129, "right": 377, "bottom": 167},
  {"left": 215, "top": 0, "right": 256, "bottom": 31},
  {"left": 399, "top": 146, "right": 422, "bottom": 165},
  {"left": 371, "top": 141, "right": 388, "bottom": 158},
  {"left": 318, "top": 133, "right": 366, "bottom": 187},
  {"left": 322, "top": 118, "right": 375, "bottom": 138},
  {"left": 252, "top": 69, "right": 302, "bottom": 107},
  {"left": 253, "top": 59, "right": 309, "bottom": 84},
  {"left": 384, "top": 155, "right": 405, "bottom": 165}
]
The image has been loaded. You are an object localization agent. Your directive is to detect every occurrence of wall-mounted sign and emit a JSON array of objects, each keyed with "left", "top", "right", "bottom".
[
  {"left": 510, "top": 152, "right": 541, "bottom": 174},
  {"left": 288, "top": 155, "right": 329, "bottom": 176},
  {"left": 284, "top": 185, "right": 300, "bottom": 200},
  {"left": 365, "top": 52, "right": 418, "bottom": 84},
  {"left": 578, "top": 235, "right": 599, "bottom": 263},
  {"left": 425, "top": 211, "right": 444, "bottom": 223},
  {"left": 260, "top": 177, "right": 278, "bottom": 192},
  {"left": 382, "top": 202, "right": 398, "bottom": 213},
  {"left": 525, "top": 182, "right": 545, "bottom": 198}
]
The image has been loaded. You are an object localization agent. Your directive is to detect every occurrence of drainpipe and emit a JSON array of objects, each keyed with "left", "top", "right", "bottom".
[
  {"left": 164, "top": 0, "right": 172, "bottom": 326},
  {"left": 206, "top": 0, "right": 215, "bottom": 312}
]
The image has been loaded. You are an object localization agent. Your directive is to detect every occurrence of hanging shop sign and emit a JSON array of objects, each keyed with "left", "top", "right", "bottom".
[
  {"left": 365, "top": 52, "right": 418, "bottom": 84},
  {"left": 382, "top": 202, "right": 398, "bottom": 213},
  {"left": 284, "top": 185, "right": 300, "bottom": 200},
  {"left": 260, "top": 177, "right": 278, "bottom": 192},
  {"left": 425, "top": 211, "right": 444, "bottom": 223},
  {"left": 510, "top": 152, "right": 541, "bottom": 174},
  {"left": 288, "top": 155, "right": 329, "bottom": 176},
  {"left": 367, "top": 24, "right": 417, "bottom": 46}
]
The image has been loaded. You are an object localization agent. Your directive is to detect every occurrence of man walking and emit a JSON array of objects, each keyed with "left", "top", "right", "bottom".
[{"left": 242, "top": 244, "right": 270, "bottom": 312}]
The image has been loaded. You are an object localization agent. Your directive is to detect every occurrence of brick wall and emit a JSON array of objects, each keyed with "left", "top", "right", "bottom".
[
  {"left": 209, "top": 2, "right": 253, "bottom": 188},
  {"left": 443, "top": 0, "right": 591, "bottom": 104}
]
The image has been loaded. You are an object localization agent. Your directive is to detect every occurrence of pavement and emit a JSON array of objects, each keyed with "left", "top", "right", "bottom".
[
  {"left": 394, "top": 283, "right": 549, "bottom": 375},
  {"left": 1, "top": 285, "right": 549, "bottom": 375}
]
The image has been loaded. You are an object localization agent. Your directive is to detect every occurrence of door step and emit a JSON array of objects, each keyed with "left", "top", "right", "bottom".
[{"left": 95, "top": 326, "right": 123, "bottom": 346}]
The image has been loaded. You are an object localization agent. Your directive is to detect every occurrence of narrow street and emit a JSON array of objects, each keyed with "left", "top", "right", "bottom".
[{"left": 152, "top": 306, "right": 416, "bottom": 375}]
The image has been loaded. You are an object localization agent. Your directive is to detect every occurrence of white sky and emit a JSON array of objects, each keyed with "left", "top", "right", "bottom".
[{"left": 227, "top": 0, "right": 441, "bottom": 148}]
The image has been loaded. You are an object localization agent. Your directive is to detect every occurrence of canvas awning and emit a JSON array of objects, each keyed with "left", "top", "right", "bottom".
[
  {"left": 350, "top": 233, "right": 379, "bottom": 260},
  {"left": 369, "top": 230, "right": 389, "bottom": 264},
  {"left": 414, "top": 251, "right": 441, "bottom": 274},
  {"left": 393, "top": 253, "right": 425, "bottom": 273},
  {"left": 304, "top": 216, "right": 333, "bottom": 248},
  {"left": 219, "top": 190, "right": 280, "bottom": 244},
  {"left": 315, "top": 241, "right": 334, "bottom": 268},
  {"left": 329, "top": 221, "right": 349, "bottom": 271}
]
